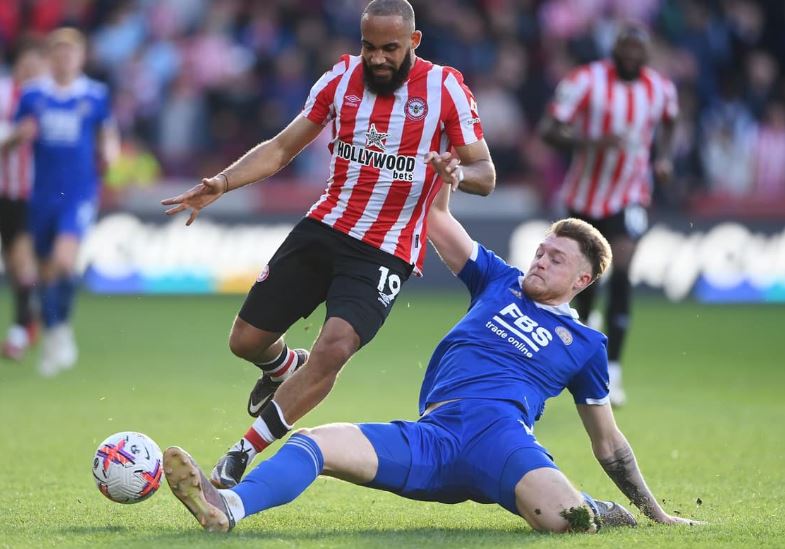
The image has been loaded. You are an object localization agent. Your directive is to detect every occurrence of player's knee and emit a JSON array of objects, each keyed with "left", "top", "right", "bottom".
[
  {"left": 293, "top": 427, "right": 316, "bottom": 438},
  {"left": 51, "top": 255, "right": 76, "bottom": 277},
  {"left": 522, "top": 506, "right": 596, "bottom": 534},
  {"left": 228, "top": 329, "right": 257, "bottom": 361},
  {"left": 310, "top": 336, "right": 356, "bottom": 375}
]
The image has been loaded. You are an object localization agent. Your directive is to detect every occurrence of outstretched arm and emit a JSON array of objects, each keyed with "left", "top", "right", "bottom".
[
  {"left": 577, "top": 404, "right": 703, "bottom": 525},
  {"left": 539, "top": 114, "right": 622, "bottom": 150},
  {"left": 425, "top": 139, "right": 495, "bottom": 196},
  {"left": 162, "top": 115, "right": 323, "bottom": 225},
  {"left": 426, "top": 184, "right": 474, "bottom": 275},
  {"left": 0, "top": 117, "right": 36, "bottom": 152}
]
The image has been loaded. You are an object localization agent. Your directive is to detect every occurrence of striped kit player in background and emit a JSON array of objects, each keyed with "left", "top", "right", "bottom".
[
  {"left": 0, "top": 41, "right": 45, "bottom": 361},
  {"left": 540, "top": 24, "right": 678, "bottom": 407}
]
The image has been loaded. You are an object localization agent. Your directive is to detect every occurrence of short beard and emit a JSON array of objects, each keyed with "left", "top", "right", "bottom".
[
  {"left": 363, "top": 50, "right": 413, "bottom": 96},
  {"left": 613, "top": 53, "right": 641, "bottom": 81},
  {"left": 522, "top": 275, "right": 552, "bottom": 303}
]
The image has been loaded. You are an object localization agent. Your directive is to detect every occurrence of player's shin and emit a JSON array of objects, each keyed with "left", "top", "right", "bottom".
[
  {"left": 231, "top": 433, "right": 324, "bottom": 516},
  {"left": 213, "top": 401, "right": 292, "bottom": 488},
  {"left": 54, "top": 275, "right": 79, "bottom": 323},
  {"left": 39, "top": 282, "right": 59, "bottom": 328}
]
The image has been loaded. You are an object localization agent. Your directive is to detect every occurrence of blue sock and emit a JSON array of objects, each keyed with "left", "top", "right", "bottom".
[
  {"left": 55, "top": 276, "right": 78, "bottom": 324},
  {"left": 231, "top": 434, "right": 324, "bottom": 516},
  {"left": 39, "top": 283, "right": 60, "bottom": 328}
]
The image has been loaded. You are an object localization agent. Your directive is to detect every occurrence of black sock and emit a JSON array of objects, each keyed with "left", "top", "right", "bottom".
[
  {"left": 606, "top": 269, "right": 631, "bottom": 362},
  {"left": 14, "top": 285, "right": 34, "bottom": 326}
]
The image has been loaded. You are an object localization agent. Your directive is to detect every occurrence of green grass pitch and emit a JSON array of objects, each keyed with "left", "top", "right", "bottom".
[{"left": 0, "top": 291, "right": 783, "bottom": 548}]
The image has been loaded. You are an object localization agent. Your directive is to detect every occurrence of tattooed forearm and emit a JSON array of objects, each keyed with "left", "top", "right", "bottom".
[{"left": 599, "top": 444, "right": 660, "bottom": 519}]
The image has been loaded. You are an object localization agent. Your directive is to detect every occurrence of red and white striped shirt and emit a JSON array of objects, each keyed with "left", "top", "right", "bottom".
[
  {"left": 549, "top": 61, "right": 678, "bottom": 217},
  {"left": 0, "top": 76, "right": 33, "bottom": 200},
  {"left": 303, "top": 55, "right": 483, "bottom": 273}
]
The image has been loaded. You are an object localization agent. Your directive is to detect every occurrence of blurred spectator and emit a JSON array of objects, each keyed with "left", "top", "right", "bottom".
[
  {"left": 0, "top": 0, "right": 782, "bottom": 216},
  {"left": 699, "top": 73, "right": 757, "bottom": 196},
  {"left": 753, "top": 100, "right": 785, "bottom": 199}
]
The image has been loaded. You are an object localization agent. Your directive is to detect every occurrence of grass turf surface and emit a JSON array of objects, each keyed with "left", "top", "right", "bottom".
[{"left": 0, "top": 292, "right": 783, "bottom": 548}]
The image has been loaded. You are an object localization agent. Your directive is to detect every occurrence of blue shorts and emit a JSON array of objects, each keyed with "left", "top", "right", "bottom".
[
  {"left": 28, "top": 196, "right": 96, "bottom": 257},
  {"left": 358, "top": 399, "right": 558, "bottom": 515}
]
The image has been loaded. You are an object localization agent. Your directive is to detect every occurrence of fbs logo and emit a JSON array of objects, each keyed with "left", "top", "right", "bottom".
[{"left": 257, "top": 265, "right": 270, "bottom": 283}]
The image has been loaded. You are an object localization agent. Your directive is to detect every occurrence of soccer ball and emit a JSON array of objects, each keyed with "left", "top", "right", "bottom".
[{"left": 92, "top": 431, "right": 163, "bottom": 504}]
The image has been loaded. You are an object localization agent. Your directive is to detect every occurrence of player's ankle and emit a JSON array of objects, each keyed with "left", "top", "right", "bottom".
[
  {"left": 256, "top": 346, "right": 298, "bottom": 382},
  {"left": 218, "top": 489, "right": 246, "bottom": 521}
]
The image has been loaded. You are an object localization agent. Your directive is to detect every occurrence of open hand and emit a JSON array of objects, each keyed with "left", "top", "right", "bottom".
[
  {"left": 161, "top": 175, "right": 226, "bottom": 226},
  {"left": 658, "top": 514, "right": 706, "bottom": 526},
  {"left": 653, "top": 157, "right": 673, "bottom": 184},
  {"left": 425, "top": 151, "right": 463, "bottom": 191}
]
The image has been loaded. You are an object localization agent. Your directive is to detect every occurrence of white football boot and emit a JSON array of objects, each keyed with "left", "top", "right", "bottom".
[
  {"left": 608, "top": 361, "right": 627, "bottom": 408},
  {"left": 2, "top": 324, "right": 30, "bottom": 361},
  {"left": 54, "top": 324, "right": 78, "bottom": 371},
  {"left": 38, "top": 328, "right": 61, "bottom": 377}
]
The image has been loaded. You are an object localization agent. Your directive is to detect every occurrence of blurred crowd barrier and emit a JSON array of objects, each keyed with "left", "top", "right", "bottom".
[
  {"left": 2, "top": 0, "right": 785, "bottom": 217},
  {"left": 77, "top": 212, "right": 785, "bottom": 303}
]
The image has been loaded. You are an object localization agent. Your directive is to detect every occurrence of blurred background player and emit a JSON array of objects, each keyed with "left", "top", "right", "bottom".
[
  {"left": 162, "top": 0, "right": 495, "bottom": 488},
  {"left": 539, "top": 24, "right": 678, "bottom": 406},
  {"left": 8, "top": 27, "right": 119, "bottom": 376},
  {"left": 0, "top": 42, "right": 45, "bottom": 361}
]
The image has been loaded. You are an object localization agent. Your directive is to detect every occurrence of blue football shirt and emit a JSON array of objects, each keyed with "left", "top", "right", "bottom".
[
  {"left": 15, "top": 75, "right": 111, "bottom": 202},
  {"left": 419, "top": 243, "right": 610, "bottom": 421}
]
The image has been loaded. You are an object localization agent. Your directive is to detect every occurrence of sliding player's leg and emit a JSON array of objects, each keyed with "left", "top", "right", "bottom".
[{"left": 165, "top": 423, "right": 382, "bottom": 532}]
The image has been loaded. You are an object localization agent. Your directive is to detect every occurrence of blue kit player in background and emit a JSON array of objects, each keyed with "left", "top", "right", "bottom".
[
  {"left": 161, "top": 159, "right": 702, "bottom": 534},
  {"left": 9, "top": 28, "right": 119, "bottom": 376}
]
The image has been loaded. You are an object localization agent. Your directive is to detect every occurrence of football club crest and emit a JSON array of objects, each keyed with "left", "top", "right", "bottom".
[
  {"left": 555, "top": 326, "right": 573, "bottom": 345},
  {"left": 77, "top": 99, "right": 92, "bottom": 117},
  {"left": 405, "top": 97, "right": 427, "bottom": 121},
  {"left": 257, "top": 264, "right": 270, "bottom": 283}
]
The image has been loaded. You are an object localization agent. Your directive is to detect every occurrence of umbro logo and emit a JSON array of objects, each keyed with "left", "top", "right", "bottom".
[
  {"left": 344, "top": 95, "right": 361, "bottom": 107},
  {"left": 377, "top": 292, "right": 392, "bottom": 308}
]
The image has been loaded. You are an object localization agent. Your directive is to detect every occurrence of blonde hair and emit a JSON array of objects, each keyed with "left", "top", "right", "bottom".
[
  {"left": 547, "top": 218, "right": 612, "bottom": 281},
  {"left": 47, "top": 27, "right": 87, "bottom": 50}
]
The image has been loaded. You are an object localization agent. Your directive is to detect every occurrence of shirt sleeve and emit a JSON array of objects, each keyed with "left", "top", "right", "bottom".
[
  {"left": 442, "top": 67, "right": 483, "bottom": 147},
  {"left": 97, "top": 85, "right": 112, "bottom": 123},
  {"left": 457, "top": 242, "right": 513, "bottom": 299},
  {"left": 302, "top": 55, "right": 351, "bottom": 126},
  {"left": 14, "top": 89, "right": 35, "bottom": 121},
  {"left": 661, "top": 78, "right": 679, "bottom": 123},
  {"left": 548, "top": 68, "right": 591, "bottom": 124},
  {"left": 567, "top": 344, "right": 610, "bottom": 405}
]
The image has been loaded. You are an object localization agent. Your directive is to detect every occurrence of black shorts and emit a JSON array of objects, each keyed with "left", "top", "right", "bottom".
[
  {"left": 0, "top": 198, "right": 28, "bottom": 250},
  {"left": 568, "top": 204, "right": 649, "bottom": 241},
  {"left": 239, "top": 218, "right": 413, "bottom": 348}
]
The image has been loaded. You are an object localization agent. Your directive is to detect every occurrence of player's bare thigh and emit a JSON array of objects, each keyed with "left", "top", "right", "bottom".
[
  {"left": 39, "top": 234, "right": 80, "bottom": 281},
  {"left": 514, "top": 467, "right": 596, "bottom": 534},
  {"left": 297, "top": 423, "right": 378, "bottom": 484},
  {"left": 228, "top": 316, "right": 283, "bottom": 362},
  {"left": 609, "top": 234, "right": 637, "bottom": 269},
  {"left": 3, "top": 233, "right": 36, "bottom": 283}
]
